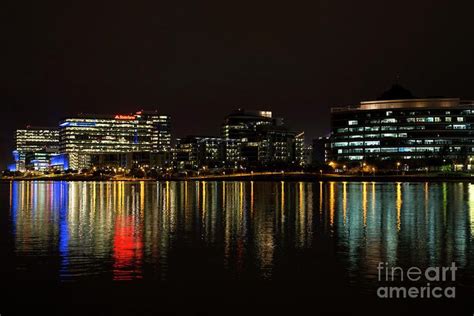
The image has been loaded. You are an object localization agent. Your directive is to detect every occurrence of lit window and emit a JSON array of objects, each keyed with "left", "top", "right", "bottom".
[
  {"left": 364, "top": 141, "right": 380, "bottom": 146},
  {"left": 348, "top": 120, "right": 358, "bottom": 126},
  {"left": 365, "top": 148, "right": 380, "bottom": 153}
]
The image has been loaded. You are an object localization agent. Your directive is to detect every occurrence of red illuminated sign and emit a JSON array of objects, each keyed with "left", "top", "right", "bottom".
[{"left": 115, "top": 115, "right": 136, "bottom": 120}]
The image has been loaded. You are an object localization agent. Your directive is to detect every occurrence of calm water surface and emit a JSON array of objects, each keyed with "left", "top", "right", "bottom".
[{"left": 2, "top": 181, "right": 474, "bottom": 314}]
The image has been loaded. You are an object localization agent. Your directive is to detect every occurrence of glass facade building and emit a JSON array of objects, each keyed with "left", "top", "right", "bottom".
[
  {"left": 59, "top": 110, "right": 171, "bottom": 170},
  {"left": 221, "top": 109, "right": 304, "bottom": 168},
  {"left": 174, "top": 136, "right": 225, "bottom": 170},
  {"left": 13, "top": 127, "right": 59, "bottom": 171},
  {"left": 330, "top": 98, "right": 474, "bottom": 166}
]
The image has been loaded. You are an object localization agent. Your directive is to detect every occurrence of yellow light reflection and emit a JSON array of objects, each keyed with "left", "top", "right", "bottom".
[
  {"left": 239, "top": 182, "right": 243, "bottom": 220},
  {"left": 297, "top": 182, "right": 306, "bottom": 246},
  {"left": 469, "top": 184, "right": 474, "bottom": 237},
  {"left": 424, "top": 182, "right": 429, "bottom": 219},
  {"left": 342, "top": 182, "right": 347, "bottom": 225},
  {"left": 319, "top": 181, "right": 323, "bottom": 217},
  {"left": 140, "top": 181, "right": 145, "bottom": 211},
  {"left": 329, "top": 182, "right": 335, "bottom": 227},
  {"left": 396, "top": 182, "right": 402, "bottom": 231},
  {"left": 371, "top": 182, "right": 376, "bottom": 215},
  {"left": 362, "top": 182, "right": 367, "bottom": 227},
  {"left": 202, "top": 181, "right": 207, "bottom": 217},
  {"left": 250, "top": 181, "right": 254, "bottom": 215}
]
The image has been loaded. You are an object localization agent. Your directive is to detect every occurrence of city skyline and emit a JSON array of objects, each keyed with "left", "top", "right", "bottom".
[
  {"left": 8, "top": 87, "right": 474, "bottom": 172},
  {"left": 3, "top": 1, "right": 474, "bottom": 168},
  {"left": 4, "top": 85, "right": 474, "bottom": 168},
  {"left": 8, "top": 108, "right": 306, "bottom": 172}
]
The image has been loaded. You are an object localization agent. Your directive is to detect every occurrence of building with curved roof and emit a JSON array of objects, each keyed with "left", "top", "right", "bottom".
[{"left": 329, "top": 86, "right": 474, "bottom": 168}]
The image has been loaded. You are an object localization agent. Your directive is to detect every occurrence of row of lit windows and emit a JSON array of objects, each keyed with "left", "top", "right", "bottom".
[
  {"left": 338, "top": 146, "right": 471, "bottom": 155},
  {"left": 336, "top": 123, "right": 471, "bottom": 134},
  {"left": 340, "top": 109, "right": 473, "bottom": 119},
  {"left": 336, "top": 126, "right": 428, "bottom": 133},
  {"left": 343, "top": 153, "right": 468, "bottom": 161}
]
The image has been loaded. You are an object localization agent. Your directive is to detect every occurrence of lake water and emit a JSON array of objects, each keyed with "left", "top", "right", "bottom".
[{"left": 1, "top": 181, "right": 474, "bottom": 315}]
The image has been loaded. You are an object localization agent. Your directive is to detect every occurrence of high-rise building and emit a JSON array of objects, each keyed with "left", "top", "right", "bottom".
[
  {"left": 221, "top": 109, "right": 304, "bottom": 168},
  {"left": 222, "top": 109, "right": 277, "bottom": 140},
  {"left": 58, "top": 110, "right": 171, "bottom": 170},
  {"left": 13, "top": 126, "right": 59, "bottom": 171},
  {"left": 329, "top": 85, "right": 474, "bottom": 168},
  {"left": 258, "top": 128, "right": 304, "bottom": 166},
  {"left": 174, "top": 136, "right": 224, "bottom": 170}
]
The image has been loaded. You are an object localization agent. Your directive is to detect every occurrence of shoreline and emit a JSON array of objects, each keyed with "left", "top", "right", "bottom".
[{"left": 2, "top": 172, "right": 474, "bottom": 183}]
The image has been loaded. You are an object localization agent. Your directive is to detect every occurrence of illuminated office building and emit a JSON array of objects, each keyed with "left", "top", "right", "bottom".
[
  {"left": 13, "top": 126, "right": 59, "bottom": 171},
  {"left": 174, "top": 136, "right": 225, "bottom": 170},
  {"left": 330, "top": 86, "right": 474, "bottom": 167},
  {"left": 222, "top": 109, "right": 277, "bottom": 140},
  {"left": 222, "top": 109, "right": 304, "bottom": 168},
  {"left": 258, "top": 129, "right": 304, "bottom": 166},
  {"left": 58, "top": 110, "right": 171, "bottom": 170}
]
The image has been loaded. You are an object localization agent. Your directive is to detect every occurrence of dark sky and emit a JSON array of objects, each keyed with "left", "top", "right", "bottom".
[{"left": 2, "top": 1, "right": 474, "bottom": 168}]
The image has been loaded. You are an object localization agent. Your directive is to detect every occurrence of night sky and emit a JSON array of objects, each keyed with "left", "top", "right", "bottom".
[{"left": 2, "top": 1, "right": 474, "bottom": 168}]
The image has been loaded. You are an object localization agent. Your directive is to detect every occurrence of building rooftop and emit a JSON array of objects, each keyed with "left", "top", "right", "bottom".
[
  {"left": 331, "top": 84, "right": 474, "bottom": 112},
  {"left": 331, "top": 98, "right": 474, "bottom": 112}
]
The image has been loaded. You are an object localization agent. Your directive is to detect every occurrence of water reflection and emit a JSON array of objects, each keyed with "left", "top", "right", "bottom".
[{"left": 8, "top": 181, "right": 474, "bottom": 286}]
